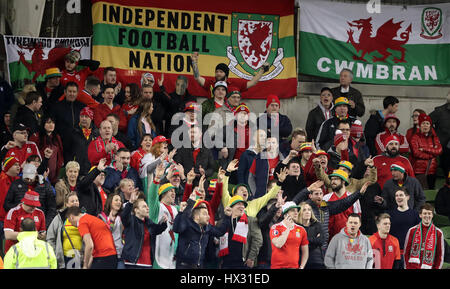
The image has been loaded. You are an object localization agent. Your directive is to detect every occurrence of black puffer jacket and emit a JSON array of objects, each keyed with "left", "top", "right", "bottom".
[{"left": 4, "top": 178, "right": 56, "bottom": 228}]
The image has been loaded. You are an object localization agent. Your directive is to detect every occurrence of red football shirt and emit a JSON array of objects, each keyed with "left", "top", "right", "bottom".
[
  {"left": 270, "top": 222, "right": 309, "bottom": 269},
  {"left": 77, "top": 214, "right": 117, "bottom": 258},
  {"left": 3, "top": 205, "right": 46, "bottom": 253},
  {"left": 369, "top": 233, "right": 401, "bottom": 269}
]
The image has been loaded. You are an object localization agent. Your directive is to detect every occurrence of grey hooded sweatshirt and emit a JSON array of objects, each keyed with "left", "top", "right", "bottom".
[{"left": 324, "top": 227, "right": 373, "bottom": 269}]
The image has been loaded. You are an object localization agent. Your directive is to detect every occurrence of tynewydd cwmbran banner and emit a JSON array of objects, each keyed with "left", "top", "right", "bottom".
[
  {"left": 298, "top": 0, "right": 450, "bottom": 85},
  {"left": 3, "top": 36, "right": 92, "bottom": 91},
  {"left": 91, "top": 0, "right": 297, "bottom": 99}
]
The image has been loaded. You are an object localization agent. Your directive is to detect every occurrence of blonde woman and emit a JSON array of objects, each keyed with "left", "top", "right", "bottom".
[
  {"left": 55, "top": 161, "right": 80, "bottom": 210},
  {"left": 297, "top": 202, "right": 326, "bottom": 269}
]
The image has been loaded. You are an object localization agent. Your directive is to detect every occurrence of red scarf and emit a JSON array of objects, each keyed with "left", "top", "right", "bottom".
[
  {"left": 218, "top": 214, "right": 248, "bottom": 257},
  {"left": 409, "top": 222, "right": 437, "bottom": 269}
]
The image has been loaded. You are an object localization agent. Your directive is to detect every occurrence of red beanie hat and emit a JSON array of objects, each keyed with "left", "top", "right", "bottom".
[
  {"left": 383, "top": 134, "right": 400, "bottom": 148},
  {"left": 351, "top": 120, "right": 364, "bottom": 138},
  {"left": 334, "top": 129, "right": 346, "bottom": 147},
  {"left": 80, "top": 107, "right": 94, "bottom": 120},
  {"left": 266, "top": 94, "right": 280, "bottom": 108},
  {"left": 2, "top": 157, "right": 19, "bottom": 172},
  {"left": 418, "top": 113, "right": 432, "bottom": 127}
]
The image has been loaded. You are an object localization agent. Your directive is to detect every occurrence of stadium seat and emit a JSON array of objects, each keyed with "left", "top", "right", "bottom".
[
  {"left": 439, "top": 226, "right": 450, "bottom": 240},
  {"left": 434, "top": 214, "right": 450, "bottom": 227},
  {"left": 424, "top": 189, "right": 437, "bottom": 203}
]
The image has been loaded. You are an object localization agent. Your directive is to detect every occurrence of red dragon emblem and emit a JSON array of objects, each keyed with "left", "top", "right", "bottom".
[
  {"left": 346, "top": 241, "right": 362, "bottom": 254},
  {"left": 238, "top": 20, "right": 272, "bottom": 69},
  {"left": 346, "top": 17, "right": 412, "bottom": 63},
  {"left": 17, "top": 43, "right": 72, "bottom": 82}
]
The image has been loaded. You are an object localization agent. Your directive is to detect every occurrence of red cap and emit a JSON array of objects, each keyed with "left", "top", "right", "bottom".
[
  {"left": 21, "top": 190, "right": 41, "bottom": 207},
  {"left": 234, "top": 104, "right": 250, "bottom": 115},
  {"left": 152, "top": 135, "right": 171, "bottom": 146},
  {"left": 266, "top": 94, "right": 280, "bottom": 108},
  {"left": 350, "top": 120, "right": 363, "bottom": 138},
  {"left": 384, "top": 113, "right": 400, "bottom": 127}
]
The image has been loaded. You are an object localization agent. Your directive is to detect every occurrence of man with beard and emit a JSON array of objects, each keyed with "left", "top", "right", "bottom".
[
  {"left": 103, "top": 148, "right": 142, "bottom": 192},
  {"left": 379, "top": 163, "right": 425, "bottom": 212},
  {"left": 323, "top": 169, "right": 362, "bottom": 241},
  {"left": 373, "top": 135, "right": 414, "bottom": 189},
  {"left": 375, "top": 114, "right": 410, "bottom": 155},
  {"left": 291, "top": 180, "right": 371, "bottom": 254}
]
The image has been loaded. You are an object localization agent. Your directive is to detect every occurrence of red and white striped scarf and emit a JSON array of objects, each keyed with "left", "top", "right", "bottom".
[
  {"left": 409, "top": 222, "right": 437, "bottom": 269},
  {"left": 218, "top": 213, "right": 248, "bottom": 257}
]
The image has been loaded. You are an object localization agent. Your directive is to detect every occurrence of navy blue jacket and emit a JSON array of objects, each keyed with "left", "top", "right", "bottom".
[
  {"left": 237, "top": 149, "right": 257, "bottom": 185},
  {"left": 173, "top": 200, "right": 230, "bottom": 267},
  {"left": 103, "top": 166, "right": 142, "bottom": 192},
  {"left": 127, "top": 113, "right": 157, "bottom": 151},
  {"left": 248, "top": 151, "right": 284, "bottom": 199},
  {"left": 121, "top": 201, "right": 167, "bottom": 264}
]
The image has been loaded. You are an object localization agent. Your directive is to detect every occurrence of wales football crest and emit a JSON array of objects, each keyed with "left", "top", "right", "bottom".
[{"left": 227, "top": 13, "right": 284, "bottom": 81}]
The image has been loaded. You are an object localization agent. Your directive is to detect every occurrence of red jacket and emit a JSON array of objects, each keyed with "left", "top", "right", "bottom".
[
  {"left": 93, "top": 103, "right": 128, "bottom": 132},
  {"left": 410, "top": 132, "right": 442, "bottom": 175},
  {"left": 0, "top": 172, "right": 19, "bottom": 221},
  {"left": 373, "top": 154, "right": 415, "bottom": 189},
  {"left": 87, "top": 136, "right": 125, "bottom": 166},
  {"left": 375, "top": 129, "right": 410, "bottom": 155},
  {"left": 130, "top": 147, "right": 146, "bottom": 172}
]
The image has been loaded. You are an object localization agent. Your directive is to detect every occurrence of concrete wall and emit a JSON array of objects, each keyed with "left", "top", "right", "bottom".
[{"left": 199, "top": 81, "right": 450, "bottom": 135}]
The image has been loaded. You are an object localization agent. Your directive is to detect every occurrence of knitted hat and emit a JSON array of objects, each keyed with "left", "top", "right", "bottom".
[
  {"left": 334, "top": 97, "right": 350, "bottom": 107},
  {"left": 213, "top": 81, "right": 228, "bottom": 94},
  {"left": 21, "top": 190, "right": 41, "bottom": 207},
  {"left": 228, "top": 195, "right": 247, "bottom": 207},
  {"left": 266, "top": 94, "right": 280, "bottom": 108},
  {"left": 282, "top": 201, "right": 300, "bottom": 216},
  {"left": 299, "top": 142, "right": 313, "bottom": 152},
  {"left": 418, "top": 113, "right": 432, "bottom": 127},
  {"left": 315, "top": 150, "right": 330, "bottom": 159},
  {"left": 231, "top": 183, "right": 251, "bottom": 196},
  {"left": 158, "top": 183, "right": 176, "bottom": 196},
  {"left": 80, "top": 106, "right": 94, "bottom": 120},
  {"left": 45, "top": 67, "right": 62, "bottom": 79},
  {"left": 384, "top": 113, "right": 400, "bottom": 127},
  {"left": 350, "top": 120, "right": 364, "bottom": 138},
  {"left": 215, "top": 63, "right": 229, "bottom": 77},
  {"left": 22, "top": 163, "right": 37, "bottom": 180},
  {"left": 193, "top": 199, "right": 209, "bottom": 210},
  {"left": 234, "top": 104, "right": 250, "bottom": 115},
  {"left": 383, "top": 134, "right": 400, "bottom": 148},
  {"left": 334, "top": 129, "right": 346, "bottom": 147},
  {"left": 390, "top": 163, "right": 405, "bottom": 174},
  {"left": 226, "top": 87, "right": 241, "bottom": 98},
  {"left": 152, "top": 135, "right": 170, "bottom": 146},
  {"left": 338, "top": 160, "right": 353, "bottom": 172},
  {"left": 2, "top": 157, "right": 19, "bottom": 172},
  {"left": 329, "top": 169, "right": 350, "bottom": 185}
]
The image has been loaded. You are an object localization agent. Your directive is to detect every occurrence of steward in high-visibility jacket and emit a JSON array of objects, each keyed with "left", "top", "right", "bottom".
[{"left": 3, "top": 231, "right": 57, "bottom": 269}]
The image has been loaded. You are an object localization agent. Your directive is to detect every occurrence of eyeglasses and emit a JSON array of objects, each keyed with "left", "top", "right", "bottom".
[{"left": 411, "top": 114, "right": 420, "bottom": 118}]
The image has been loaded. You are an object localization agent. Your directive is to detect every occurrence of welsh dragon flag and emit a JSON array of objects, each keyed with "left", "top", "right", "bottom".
[{"left": 298, "top": 0, "right": 450, "bottom": 85}]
